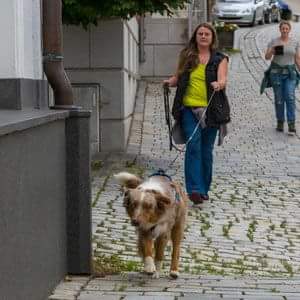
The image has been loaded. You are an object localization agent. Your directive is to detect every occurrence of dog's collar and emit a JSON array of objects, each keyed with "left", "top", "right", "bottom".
[{"left": 148, "top": 168, "right": 172, "bottom": 181}]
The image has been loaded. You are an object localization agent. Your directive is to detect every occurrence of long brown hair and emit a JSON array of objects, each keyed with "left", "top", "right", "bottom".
[
  {"left": 176, "top": 22, "right": 218, "bottom": 75},
  {"left": 279, "top": 20, "right": 291, "bottom": 29}
]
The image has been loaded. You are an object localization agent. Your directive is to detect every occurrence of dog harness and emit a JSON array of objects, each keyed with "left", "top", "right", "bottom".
[
  {"left": 148, "top": 168, "right": 172, "bottom": 181},
  {"left": 148, "top": 169, "right": 180, "bottom": 203}
]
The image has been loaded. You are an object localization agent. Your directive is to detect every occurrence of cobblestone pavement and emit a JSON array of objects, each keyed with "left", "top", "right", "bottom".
[{"left": 49, "top": 23, "right": 300, "bottom": 300}]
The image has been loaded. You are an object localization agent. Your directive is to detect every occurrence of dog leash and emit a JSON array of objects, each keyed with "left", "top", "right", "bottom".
[
  {"left": 163, "top": 85, "right": 216, "bottom": 173},
  {"left": 163, "top": 85, "right": 173, "bottom": 151},
  {"left": 145, "top": 87, "right": 217, "bottom": 193}
]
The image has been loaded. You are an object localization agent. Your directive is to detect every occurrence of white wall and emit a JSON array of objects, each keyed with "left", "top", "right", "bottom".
[{"left": 0, "top": 0, "right": 42, "bottom": 79}]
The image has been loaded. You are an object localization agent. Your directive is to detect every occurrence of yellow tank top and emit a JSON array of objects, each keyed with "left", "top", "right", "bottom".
[{"left": 183, "top": 64, "right": 208, "bottom": 107}]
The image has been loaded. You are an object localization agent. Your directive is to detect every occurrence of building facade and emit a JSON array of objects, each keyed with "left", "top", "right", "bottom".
[{"left": 0, "top": 2, "right": 91, "bottom": 299}]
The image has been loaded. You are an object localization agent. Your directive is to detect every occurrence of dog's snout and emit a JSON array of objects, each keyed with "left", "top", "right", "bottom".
[{"left": 131, "top": 219, "right": 140, "bottom": 227}]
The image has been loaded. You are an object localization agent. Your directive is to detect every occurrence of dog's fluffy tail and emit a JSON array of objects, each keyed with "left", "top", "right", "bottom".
[{"left": 114, "top": 172, "right": 142, "bottom": 189}]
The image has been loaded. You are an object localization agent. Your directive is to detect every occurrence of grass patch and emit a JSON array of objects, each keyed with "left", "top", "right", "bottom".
[
  {"left": 281, "top": 260, "right": 293, "bottom": 277},
  {"left": 124, "top": 159, "right": 145, "bottom": 177},
  {"left": 247, "top": 219, "right": 258, "bottom": 242},
  {"left": 222, "top": 221, "right": 233, "bottom": 238},
  {"left": 93, "top": 254, "right": 141, "bottom": 276},
  {"left": 91, "top": 160, "right": 103, "bottom": 171},
  {"left": 280, "top": 220, "right": 287, "bottom": 229}
]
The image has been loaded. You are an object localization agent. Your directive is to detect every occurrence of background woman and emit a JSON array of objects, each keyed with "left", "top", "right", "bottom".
[
  {"left": 164, "top": 23, "right": 230, "bottom": 205},
  {"left": 265, "top": 20, "right": 300, "bottom": 135}
]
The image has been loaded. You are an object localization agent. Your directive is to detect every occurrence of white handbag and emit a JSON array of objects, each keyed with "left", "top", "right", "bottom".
[{"left": 171, "top": 121, "right": 186, "bottom": 145}]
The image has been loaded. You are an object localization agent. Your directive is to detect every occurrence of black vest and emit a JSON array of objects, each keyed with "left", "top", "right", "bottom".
[{"left": 172, "top": 51, "right": 230, "bottom": 128}]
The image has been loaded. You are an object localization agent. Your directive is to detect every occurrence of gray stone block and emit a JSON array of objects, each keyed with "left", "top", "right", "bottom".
[
  {"left": 91, "top": 20, "right": 124, "bottom": 68},
  {"left": 0, "top": 117, "right": 67, "bottom": 300},
  {"left": 154, "top": 45, "right": 184, "bottom": 76},
  {"left": 66, "top": 70, "right": 124, "bottom": 119},
  {"left": 178, "top": 295, "right": 222, "bottom": 300},
  {"left": 0, "top": 78, "right": 48, "bottom": 109},
  {"left": 101, "top": 117, "right": 131, "bottom": 152},
  {"left": 140, "top": 46, "right": 155, "bottom": 77},
  {"left": 124, "top": 296, "right": 175, "bottom": 300},
  {"left": 79, "top": 293, "right": 120, "bottom": 300},
  {"left": 144, "top": 20, "right": 169, "bottom": 44},
  {"left": 63, "top": 25, "right": 90, "bottom": 68},
  {"left": 168, "top": 20, "right": 188, "bottom": 44},
  {"left": 66, "top": 110, "right": 92, "bottom": 274}
]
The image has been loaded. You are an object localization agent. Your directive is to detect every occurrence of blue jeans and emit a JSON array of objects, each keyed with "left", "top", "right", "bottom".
[
  {"left": 270, "top": 72, "right": 296, "bottom": 123},
  {"left": 181, "top": 107, "right": 218, "bottom": 196}
]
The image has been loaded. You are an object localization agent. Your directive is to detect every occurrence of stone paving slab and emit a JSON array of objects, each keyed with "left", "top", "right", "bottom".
[
  {"left": 49, "top": 273, "right": 300, "bottom": 299},
  {"left": 49, "top": 23, "right": 300, "bottom": 300},
  {"left": 78, "top": 294, "right": 120, "bottom": 300}
]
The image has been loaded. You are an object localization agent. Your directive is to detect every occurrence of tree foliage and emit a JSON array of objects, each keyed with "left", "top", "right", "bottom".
[{"left": 62, "top": 0, "right": 189, "bottom": 28}]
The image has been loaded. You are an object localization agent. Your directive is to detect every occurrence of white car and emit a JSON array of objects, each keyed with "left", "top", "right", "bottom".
[{"left": 212, "top": 0, "right": 265, "bottom": 26}]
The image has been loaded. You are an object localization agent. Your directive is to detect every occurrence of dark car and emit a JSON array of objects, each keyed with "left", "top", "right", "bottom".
[
  {"left": 277, "top": 0, "right": 292, "bottom": 20},
  {"left": 263, "top": 0, "right": 281, "bottom": 23},
  {"left": 277, "top": 0, "right": 289, "bottom": 10}
]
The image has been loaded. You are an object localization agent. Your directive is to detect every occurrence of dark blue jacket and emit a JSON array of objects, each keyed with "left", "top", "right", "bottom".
[{"left": 172, "top": 51, "right": 230, "bottom": 128}]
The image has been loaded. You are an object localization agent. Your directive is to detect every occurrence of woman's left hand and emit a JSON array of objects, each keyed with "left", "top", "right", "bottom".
[
  {"left": 211, "top": 81, "right": 222, "bottom": 91},
  {"left": 214, "top": 57, "right": 228, "bottom": 91}
]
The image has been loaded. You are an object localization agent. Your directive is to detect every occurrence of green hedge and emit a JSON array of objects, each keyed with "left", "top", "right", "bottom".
[{"left": 62, "top": 0, "right": 189, "bottom": 28}]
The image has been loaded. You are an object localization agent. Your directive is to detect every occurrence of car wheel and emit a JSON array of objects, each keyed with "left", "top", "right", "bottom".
[
  {"left": 251, "top": 12, "right": 256, "bottom": 26},
  {"left": 259, "top": 13, "right": 265, "bottom": 25},
  {"left": 265, "top": 12, "right": 271, "bottom": 24}
]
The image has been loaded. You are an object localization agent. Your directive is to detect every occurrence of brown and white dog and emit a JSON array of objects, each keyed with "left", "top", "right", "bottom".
[{"left": 114, "top": 171, "right": 188, "bottom": 278}]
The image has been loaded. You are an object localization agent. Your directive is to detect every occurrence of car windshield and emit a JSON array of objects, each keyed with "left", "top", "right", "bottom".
[{"left": 217, "top": 0, "right": 252, "bottom": 3}]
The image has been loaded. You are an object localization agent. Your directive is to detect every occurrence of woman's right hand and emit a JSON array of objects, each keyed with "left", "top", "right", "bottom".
[
  {"left": 163, "top": 76, "right": 178, "bottom": 87},
  {"left": 163, "top": 80, "right": 170, "bottom": 88},
  {"left": 265, "top": 47, "right": 275, "bottom": 60}
]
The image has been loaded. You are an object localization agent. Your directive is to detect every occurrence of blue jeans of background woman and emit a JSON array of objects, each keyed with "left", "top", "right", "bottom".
[
  {"left": 270, "top": 72, "right": 296, "bottom": 123},
  {"left": 181, "top": 107, "right": 217, "bottom": 196}
]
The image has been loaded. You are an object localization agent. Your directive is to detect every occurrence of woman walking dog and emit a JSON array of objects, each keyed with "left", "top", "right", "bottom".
[{"left": 163, "top": 23, "right": 230, "bottom": 205}]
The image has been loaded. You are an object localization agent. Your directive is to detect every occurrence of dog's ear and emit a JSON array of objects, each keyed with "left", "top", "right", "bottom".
[
  {"left": 155, "top": 193, "right": 171, "bottom": 211},
  {"left": 114, "top": 172, "right": 142, "bottom": 189}
]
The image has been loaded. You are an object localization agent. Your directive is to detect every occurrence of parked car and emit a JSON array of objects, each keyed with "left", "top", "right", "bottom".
[
  {"left": 263, "top": 0, "right": 281, "bottom": 23},
  {"left": 277, "top": 0, "right": 292, "bottom": 20},
  {"left": 277, "top": 0, "right": 289, "bottom": 11},
  {"left": 211, "top": 0, "right": 265, "bottom": 26}
]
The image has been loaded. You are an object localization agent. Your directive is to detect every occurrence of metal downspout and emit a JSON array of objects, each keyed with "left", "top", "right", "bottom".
[{"left": 42, "top": 0, "right": 74, "bottom": 108}]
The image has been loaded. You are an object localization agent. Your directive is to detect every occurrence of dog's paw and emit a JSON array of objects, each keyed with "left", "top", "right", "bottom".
[
  {"left": 152, "top": 261, "right": 162, "bottom": 278},
  {"left": 155, "top": 260, "right": 162, "bottom": 271},
  {"left": 152, "top": 271, "right": 160, "bottom": 279},
  {"left": 144, "top": 256, "right": 156, "bottom": 275},
  {"left": 169, "top": 270, "right": 179, "bottom": 279}
]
